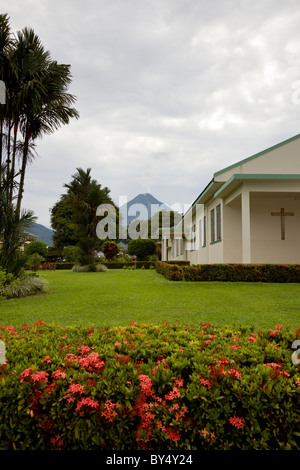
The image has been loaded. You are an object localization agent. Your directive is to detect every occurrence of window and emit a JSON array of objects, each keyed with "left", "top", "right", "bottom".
[
  {"left": 199, "top": 219, "right": 202, "bottom": 248},
  {"left": 203, "top": 216, "right": 206, "bottom": 247},
  {"left": 191, "top": 224, "right": 196, "bottom": 250},
  {"left": 210, "top": 209, "right": 215, "bottom": 243},
  {"left": 216, "top": 204, "right": 221, "bottom": 241}
]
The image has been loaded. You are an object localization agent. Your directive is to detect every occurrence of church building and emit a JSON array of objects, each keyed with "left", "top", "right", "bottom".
[{"left": 161, "top": 134, "right": 300, "bottom": 265}]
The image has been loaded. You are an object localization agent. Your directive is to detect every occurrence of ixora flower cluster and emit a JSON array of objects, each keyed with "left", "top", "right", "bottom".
[{"left": 0, "top": 320, "right": 299, "bottom": 450}]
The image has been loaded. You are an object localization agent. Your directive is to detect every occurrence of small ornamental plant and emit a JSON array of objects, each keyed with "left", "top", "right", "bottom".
[{"left": 0, "top": 320, "right": 299, "bottom": 450}]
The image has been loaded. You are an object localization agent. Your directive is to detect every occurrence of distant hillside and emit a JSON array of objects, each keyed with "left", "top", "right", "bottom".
[
  {"left": 29, "top": 222, "right": 54, "bottom": 247},
  {"left": 119, "top": 193, "right": 171, "bottom": 225}
]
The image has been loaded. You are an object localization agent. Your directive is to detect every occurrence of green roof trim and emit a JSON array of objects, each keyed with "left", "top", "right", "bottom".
[
  {"left": 214, "top": 134, "right": 300, "bottom": 178},
  {"left": 214, "top": 173, "right": 300, "bottom": 199}
]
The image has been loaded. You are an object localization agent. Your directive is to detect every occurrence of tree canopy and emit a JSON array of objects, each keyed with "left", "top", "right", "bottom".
[{"left": 51, "top": 168, "right": 119, "bottom": 266}]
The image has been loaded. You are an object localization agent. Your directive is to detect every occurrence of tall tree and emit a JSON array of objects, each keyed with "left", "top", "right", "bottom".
[
  {"left": 0, "top": 14, "right": 78, "bottom": 276},
  {"left": 14, "top": 28, "right": 79, "bottom": 214},
  {"left": 51, "top": 168, "right": 119, "bottom": 266},
  {"left": 0, "top": 14, "right": 79, "bottom": 214},
  {"left": 0, "top": 164, "right": 36, "bottom": 276}
]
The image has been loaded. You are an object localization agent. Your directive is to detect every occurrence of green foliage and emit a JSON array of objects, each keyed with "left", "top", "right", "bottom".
[
  {"left": 25, "top": 241, "right": 48, "bottom": 257},
  {"left": 156, "top": 262, "right": 300, "bottom": 283},
  {"left": 128, "top": 238, "right": 157, "bottom": 260},
  {"left": 155, "top": 261, "right": 184, "bottom": 281},
  {"left": 50, "top": 168, "right": 117, "bottom": 267},
  {"left": 26, "top": 253, "right": 45, "bottom": 271},
  {"left": 72, "top": 264, "right": 108, "bottom": 273},
  {"left": 0, "top": 273, "right": 47, "bottom": 299},
  {"left": 0, "top": 14, "right": 79, "bottom": 215},
  {"left": 50, "top": 195, "right": 78, "bottom": 247},
  {"left": 102, "top": 241, "right": 120, "bottom": 260},
  {"left": 0, "top": 163, "right": 37, "bottom": 277},
  {"left": 180, "top": 263, "right": 300, "bottom": 283},
  {"left": 55, "top": 262, "right": 74, "bottom": 270},
  {"left": 0, "top": 321, "right": 299, "bottom": 450},
  {"left": 62, "top": 245, "right": 82, "bottom": 263},
  {"left": 45, "top": 247, "right": 63, "bottom": 262}
]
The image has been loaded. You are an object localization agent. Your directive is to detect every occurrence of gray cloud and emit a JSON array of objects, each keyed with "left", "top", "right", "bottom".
[{"left": 3, "top": 0, "right": 300, "bottom": 227}]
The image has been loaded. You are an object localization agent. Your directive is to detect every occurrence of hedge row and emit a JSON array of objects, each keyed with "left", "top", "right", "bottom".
[
  {"left": 0, "top": 321, "right": 299, "bottom": 450},
  {"left": 155, "top": 261, "right": 184, "bottom": 281},
  {"left": 156, "top": 262, "right": 300, "bottom": 283},
  {"left": 101, "top": 261, "right": 156, "bottom": 270},
  {"left": 54, "top": 261, "right": 157, "bottom": 270}
]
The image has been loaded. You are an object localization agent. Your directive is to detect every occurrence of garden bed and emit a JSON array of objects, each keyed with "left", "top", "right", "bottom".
[{"left": 0, "top": 321, "right": 299, "bottom": 450}]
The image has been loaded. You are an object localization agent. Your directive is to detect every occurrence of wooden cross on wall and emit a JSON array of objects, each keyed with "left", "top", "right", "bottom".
[{"left": 271, "top": 207, "right": 294, "bottom": 240}]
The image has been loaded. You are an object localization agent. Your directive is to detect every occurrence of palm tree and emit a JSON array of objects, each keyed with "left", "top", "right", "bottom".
[
  {"left": 0, "top": 13, "right": 14, "bottom": 182},
  {"left": 0, "top": 163, "right": 36, "bottom": 276},
  {"left": 0, "top": 14, "right": 79, "bottom": 275},
  {"left": 12, "top": 27, "right": 79, "bottom": 214}
]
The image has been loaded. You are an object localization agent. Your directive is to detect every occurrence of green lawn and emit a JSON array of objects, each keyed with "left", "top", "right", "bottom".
[{"left": 1, "top": 269, "right": 300, "bottom": 329}]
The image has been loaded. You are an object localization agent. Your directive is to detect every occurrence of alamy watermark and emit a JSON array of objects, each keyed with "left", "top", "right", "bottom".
[
  {"left": 96, "top": 198, "right": 195, "bottom": 241},
  {"left": 0, "top": 340, "right": 5, "bottom": 365},
  {"left": 291, "top": 80, "right": 300, "bottom": 105},
  {"left": 291, "top": 340, "right": 300, "bottom": 365},
  {"left": 0, "top": 80, "right": 6, "bottom": 105}
]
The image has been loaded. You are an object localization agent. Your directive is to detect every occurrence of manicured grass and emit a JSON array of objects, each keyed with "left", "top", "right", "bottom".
[{"left": 1, "top": 269, "right": 300, "bottom": 329}]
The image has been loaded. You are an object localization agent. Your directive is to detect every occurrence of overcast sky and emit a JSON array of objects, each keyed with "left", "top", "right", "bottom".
[{"left": 2, "top": 0, "right": 300, "bottom": 227}]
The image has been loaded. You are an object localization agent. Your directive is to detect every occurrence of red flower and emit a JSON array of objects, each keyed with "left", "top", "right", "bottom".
[
  {"left": 52, "top": 369, "right": 66, "bottom": 380},
  {"left": 42, "top": 355, "right": 51, "bottom": 364},
  {"left": 139, "top": 374, "right": 154, "bottom": 396},
  {"left": 76, "top": 397, "right": 99, "bottom": 415},
  {"left": 229, "top": 416, "right": 245, "bottom": 429},
  {"left": 101, "top": 400, "right": 120, "bottom": 422}
]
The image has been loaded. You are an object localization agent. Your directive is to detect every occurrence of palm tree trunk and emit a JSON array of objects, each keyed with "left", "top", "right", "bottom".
[
  {"left": 9, "top": 121, "right": 18, "bottom": 203},
  {"left": 6, "top": 117, "right": 12, "bottom": 202},
  {"left": 16, "top": 126, "right": 30, "bottom": 216}
]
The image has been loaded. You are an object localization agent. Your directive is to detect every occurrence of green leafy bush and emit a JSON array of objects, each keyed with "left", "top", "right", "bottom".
[
  {"left": 155, "top": 261, "right": 183, "bottom": 280},
  {"left": 62, "top": 245, "right": 82, "bottom": 263},
  {"left": 55, "top": 262, "right": 75, "bottom": 270},
  {"left": 127, "top": 239, "right": 157, "bottom": 260},
  {"left": 25, "top": 241, "right": 48, "bottom": 258},
  {"left": 156, "top": 262, "right": 300, "bottom": 283},
  {"left": 1, "top": 321, "right": 298, "bottom": 450}
]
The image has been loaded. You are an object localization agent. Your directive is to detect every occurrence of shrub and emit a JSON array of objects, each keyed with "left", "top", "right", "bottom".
[
  {"left": 25, "top": 241, "right": 48, "bottom": 258},
  {"left": 0, "top": 321, "right": 299, "bottom": 450},
  {"left": 128, "top": 239, "right": 157, "bottom": 261},
  {"left": 55, "top": 262, "right": 75, "bottom": 270},
  {"left": 25, "top": 253, "right": 45, "bottom": 271},
  {"left": 155, "top": 261, "right": 183, "bottom": 281},
  {"left": 40, "top": 262, "right": 56, "bottom": 271},
  {"left": 72, "top": 264, "right": 108, "bottom": 273},
  {"left": 62, "top": 245, "right": 82, "bottom": 263},
  {"left": 157, "top": 263, "right": 300, "bottom": 283},
  {"left": 0, "top": 274, "right": 47, "bottom": 299},
  {"left": 102, "top": 241, "right": 120, "bottom": 260}
]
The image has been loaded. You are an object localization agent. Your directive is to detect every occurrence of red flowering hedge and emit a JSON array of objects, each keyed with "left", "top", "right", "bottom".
[
  {"left": 0, "top": 321, "right": 299, "bottom": 450},
  {"left": 156, "top": 262, "right": 300, "bottom": 283}
]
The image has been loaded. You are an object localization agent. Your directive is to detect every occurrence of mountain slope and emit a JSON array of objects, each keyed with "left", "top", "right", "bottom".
[
  {"left": 119, "top": 193, "right": 171, "bottom": 224},
  {"left": 29, "top": 222, "right": 54, "bottom": 247}
]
